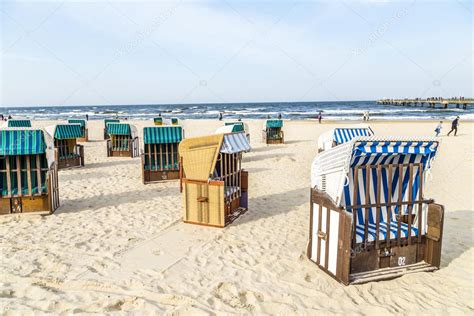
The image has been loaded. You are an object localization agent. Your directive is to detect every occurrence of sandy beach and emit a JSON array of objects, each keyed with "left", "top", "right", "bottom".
[{"left": 0, "top": 119, "right": 472, "bottom": 314}]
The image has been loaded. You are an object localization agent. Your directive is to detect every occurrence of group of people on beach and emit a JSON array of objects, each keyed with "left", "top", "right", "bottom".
[{"left": 435, "top": 116, "right": 460, "bottom": 137}]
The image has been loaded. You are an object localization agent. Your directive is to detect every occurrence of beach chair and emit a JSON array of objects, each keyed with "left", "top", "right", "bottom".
[
  {"left": 307, "top": 136, "right": 444, "bottom": 285},
  {"left": 68, "top": 119, "right": 88, "bottom": 142},
  {"left": 141, "top": 126, "right": 184, "bottom": 183},
  {"left": 104, "top": 119, "right": 120, "bottom": 140},
  {"left": 171, "top": 117, "right": 179, "bottom": 125},
  {"left": 179, "top": 132, "right": 251, "bottom": 227},
  {"left": 263, "top": 119, "right": 284, "bottom": 144},
  {"left": 6, "top": 119, "right": 32, "bottom": 128},
  {"left": 154, "top": 117, "right": 163, "bottom": 126},
  {"left": 216, "top": 122, "right": 250, "bottom": 141},
  {"left": 0, "top": 128, "right": 60, "bottom": 215},
  {"left": 46, "top": 124, "right": 85, "bottom": 169},
  {"left": 317, "top": 124, "right": 374, "bottom": 152},
  {"left": 106, "top": 123, "right": 139, "bottom": 157}
]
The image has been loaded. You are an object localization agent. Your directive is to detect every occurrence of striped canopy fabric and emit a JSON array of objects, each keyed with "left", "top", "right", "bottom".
[
  {"left": 221, "top": 132, "right": 251, "bottom": 154},
  {"left": 225, "top": 122, "right": 245, "bottom": 132},
  {"left": 0, "top": 129, "right": 47, "bottom": 155},
  {"left": 54, "top": 124, "right": 84, "bottom": 140},
  {"left": 143, "top": 126, "right": 183, "bottom": 144},
  {"left": 266, "top": 119, "right": 283, "bottom": 128},
  {"left": 341, "top": 140, "right": 439, "bottom": 243},
  {"left": 107, "top": 123, "right": 131, "bottom": 136},
  {"left": 7, "top": 120, "right": 32, "bottom": 128},
  {"left": 105, "top": 119, "right": 120, "bottom": 126},
  {"left": 333, "top": 127, "right": 373, "bottom": 145},
  {"left": 68, "top": 119, "right": 86, "bottom": 127}
]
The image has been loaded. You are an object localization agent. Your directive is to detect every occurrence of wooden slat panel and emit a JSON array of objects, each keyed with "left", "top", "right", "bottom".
[
  {"left": 317, "top": 204, "right": 322, "bottom": 265},
  {"left": 352, "top": 168, "right": 359, "bottom": 246},
  {"left": 16, "top": 156, "right": 22, "bottom": 197},
  {"left": 159, "top": 144, "right": 163, "bottom": 171},
  {"left": 26, "top": 155, "right": 32, "bottom": 196},
  {"left": 36, "top": 155, "right": 42, "bottom": 195},
  {"left": 387, "top": 165, "right": 392, "bottom": 246},
  {"left": 397, "top": 164, "right": 403, "bottom": 246},
  {"left": 364, "top": 165, "right": 370, "bottom": 245},
  {"left": 6, "top": 157, "right": 12, "bottom": 197},
  {"left": 325, "top": 206, "right": 331, "bottom": 269},
  {"left": 407, "top": 163, "right": 413, "bottom": 245},
  {"left": 375, "top": 165, "right": 381, "bottom": 249},
  {"left": 418, "top": 163, "right": 423, "bottom": 243}
]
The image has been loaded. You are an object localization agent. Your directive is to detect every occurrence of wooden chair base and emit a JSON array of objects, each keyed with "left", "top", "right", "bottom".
[
  {"left": 143, "top": 170, "right": 180, "bottom": 184},
  {"left": 0, "top": 195, "right": 57, "bottom": 215}
]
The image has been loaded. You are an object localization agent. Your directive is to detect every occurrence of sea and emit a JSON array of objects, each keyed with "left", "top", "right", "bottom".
[{"left": 1, "top": 101, "right": 472, "bottom": 121}]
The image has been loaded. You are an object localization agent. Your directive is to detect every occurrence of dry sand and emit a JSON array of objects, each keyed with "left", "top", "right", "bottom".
[{"left": 0, "top": 119, "right": 472, "bottom": 314}]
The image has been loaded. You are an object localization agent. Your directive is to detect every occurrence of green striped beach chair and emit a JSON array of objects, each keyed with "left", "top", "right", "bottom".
[
  {"left": 141, "top": 126, "right": 184, "bottom": 183},
  {"left": 308, "top": 136, "right": 444, "bottom": 284},
  {"left": 106, "top": 123, "right": 139, "bottom": 158},
  {"left": 263, "top": 119, "right": 284, "bottom": 144},
  {"left": 7, "top": 119, "right": 32, "bottom": 128},
  {"left": 104, "top": 119, "right": 120, "bottom": 140},
  {"left": 46, "top": 124, "right": 85, "bottom": 169},
  {"left": 0, "top": 128, "right": 60, "bottom": 215},
  {"left": 68, "top": 119, "right": 88, "bottom": 142}
]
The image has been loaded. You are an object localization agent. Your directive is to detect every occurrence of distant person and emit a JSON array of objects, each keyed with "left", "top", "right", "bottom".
[
  {"left": 0, "top": 114, "right": 3, "bottom": 121},
  {"left": 317, "top": 111, "right": 322, "bottom": 124},
  {"left": 8, "top": 115, "right": 12, "bottom": 120},
  {"left": 238, "top": 117, "right": 242, "bottom": 122},
  {"left": 434, "top": 121, "right": 443, "bottom": 137},
  {"left": 85, "top": 114, "right": 89, "bottom": 121},
  {"left": 278, "top": 113, "right": 282, "bottom": 120},
  {"left": 159, "top": 113, "right": 162, "bottom": 117},
  {"left": 218, "top": 112, "right": 223, "bottom": 121},
  {"left": 447, "top": 116, "right": 460, "bottom": 136}
]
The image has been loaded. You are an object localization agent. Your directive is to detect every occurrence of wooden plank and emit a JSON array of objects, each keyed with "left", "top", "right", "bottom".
[
  {"left": 26, "top": 155, "right": 32, "bottom": 196},
  {"left": 159, "top": 143, "right": 163, "bottom": 171},
  {"left": 165, "top": 143, "right": 169, "bottom": 170},
  {"left": 407, "top": 164, "right": 413, "bottom": 245},
  {"left": 6, "top": 157, "right": 12, "bottom": 197},
  {"left": 148, "top": 144, "right": 152, "bottom": 171},
  {"left": 352, "top": 168, "right": 359, "bottom": 246},
  {"left": 171, "top": 142, "right": 175, "bottom": 170},
  {"left": 375, "top": 165, "right": 381, "bottom": 249},
  {"left": 36, "top": 155, "right": 42, "bottom": 195},
  {"left": 325, "top": 206, "right": 331, "bottom": 269},
  {"left": 418, "top": 164, "right": 423, "bottom": 243},
  {"left": 387, "top": 165, "right": 392, "bottom": 246},
  {"left": 364, "top": 165, "right": 370, "bottom": 245},
  {"left": 317, "top": 204, "right": 322, "bottom": 265},
  {"left": 308, "top": 192, "right": 314, "bottom": 259},
  {"left": 397, "top": 164, "right": 403, "bottom": 246},
  {"left": 16, "top": 156, "right": 22, "bottom": 197}
]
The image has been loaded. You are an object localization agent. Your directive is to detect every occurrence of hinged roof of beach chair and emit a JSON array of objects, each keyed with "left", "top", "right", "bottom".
[
  {"left": 143, "top": 126, "right": 183, "bottom": 144},
  {"left": 266, "top": 119, "right": 283, "bottom": 128},
  {"left": 171, "top": 117, "right": 179, "bottom": 124},
  {"left": 179, "top": 132, "right": 251, "bottom": 181},
  {"left": 107, "top": 123, "right": 138, "bottom": 138},
  {"left": 46, "top": 124, "right": 84, "bottom": 140},
  {"left": 68, "top": 119, "right": 86, "bottom": 127},
  {"left": 154, "top": 117, "right": 163, "bottom": 123},
  {"left": 104, "top": 119, "right": 120, "bottom": 126},
  {"left": 0, "top": 128, "right": 56, "bottom": 166},
  {"left": 317, "top": 124, "right": 374, "bottom": 151},
  {"left": 7, "top": 119, "right": 31, "bottom": 128},
  {"left": 311, "top": 136, "right": 440, "bottom": 207}
]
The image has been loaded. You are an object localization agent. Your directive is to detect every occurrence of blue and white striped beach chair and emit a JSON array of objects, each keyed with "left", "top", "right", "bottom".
[
  {"left": 308, "top": 136, "right": 444, "bottom": 284},
  {"left": 317, "top": 124, "right": 374, "bottom": 152}
]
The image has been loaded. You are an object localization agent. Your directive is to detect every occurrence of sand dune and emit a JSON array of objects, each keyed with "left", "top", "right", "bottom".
[{"left": 0, "top": 119, "right": 472, "bottom": 314}]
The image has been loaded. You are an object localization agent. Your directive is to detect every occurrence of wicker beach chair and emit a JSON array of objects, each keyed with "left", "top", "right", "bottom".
[
  {"left": 141, "top": 126, "right": 184, "bottom": 183},
  {"left": 263, "top": 119, "right": 284, "bottom": 144},
  {"left": 317, "top": 124, "right": 374, "bottom": 152},
  {"left": 154, "top": 117, "right": 164, "bottom": 126},
  {"left": 179, "top": 132, "right": 251, "bottom": 227},
  {"left": 216, "top": 122, "right": 250, "bottom": 141},
  {"left": 171, "top": 117, "right": 179, "bottom": 125},
  {"left": 45, "top": 124, "right": 85, "bottom": 169},
  {"left": 308, "top": 136, "right": 444, "bottom": 284},
  {"left": 68, "top": 119, "right": 88, "bottom": 142},
  {"left": 106, "top": 123, "right": 139, "bottom": 158},
  {"left": 104, "top": 119, "right": 120, "bottom": 140},
  {"left": 0, "top": 128, "right": 60, "bottom": 215}
]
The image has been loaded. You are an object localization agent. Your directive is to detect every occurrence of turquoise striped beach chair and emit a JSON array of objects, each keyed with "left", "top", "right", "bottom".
[
  {"left": 106, "top": 123, "right": 139, "bottom": 158},
  {"left": 7, "top": 120, "right": 32, "bottom": 128},
  {"left": 47, "top": 124, "right": 85, "bottom": 169},
  {"left": 0, "top": 128, "right": 60, "bottom": 214},
  {"left": 263, "top": 119, "right": 284, "bottom": 144},
  {"left": 308, "top": 136, "right": 444, "bottom": 284},
  {"left": 104, "top": 119, "right": 120, "bottom": 140},
  {"left": 141, "top": 126, "right": 184, "bottom": 183},
  {"left": 68, "top": 119, "right": 88, "bottom": 142},
  {"left": 216, "top": 122, "right": 250, "bottom": 141}
]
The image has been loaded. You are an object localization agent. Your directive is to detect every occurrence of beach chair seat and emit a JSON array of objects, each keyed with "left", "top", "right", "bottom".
[
  {"left": 355, "top": 221, "right": 418, "bottom": 243},
  {"left": 225, "top": 186, "right": 240, "bottom": 198}
]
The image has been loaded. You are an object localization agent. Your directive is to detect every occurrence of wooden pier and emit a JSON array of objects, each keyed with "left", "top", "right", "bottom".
[{"left": 377, "top": 98, "right": 473, "bottom": 110}]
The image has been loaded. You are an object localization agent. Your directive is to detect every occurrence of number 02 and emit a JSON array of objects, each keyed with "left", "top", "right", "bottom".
[{"left": 398, "top": 256, "right": 406, "bottom": 266}]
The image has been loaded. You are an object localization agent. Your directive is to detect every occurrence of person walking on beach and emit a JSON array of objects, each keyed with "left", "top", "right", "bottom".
[
  {"left": 85, "top": 114, "right": 89, "bottom": 121},
  {"left": 317, "top": 111, "right": 322, "bottom": 124},
  {"left": 447, "top": 116, "right": 460, "bottom": 136},
  {"left": 278, "top": 113, "right": 282, "bottom": 120},
  {"left": 434, "top": 121, "right": 443, "bottom": 137},
  {"left": 218, "top": 112, "right": 223, "bottom": 121}
]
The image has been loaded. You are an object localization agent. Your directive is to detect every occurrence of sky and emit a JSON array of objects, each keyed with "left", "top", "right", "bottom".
[{"left": 0, "top": 0, "right": 472, "bottom": 107}]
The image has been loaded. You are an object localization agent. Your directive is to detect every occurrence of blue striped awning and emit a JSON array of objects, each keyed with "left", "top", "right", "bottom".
[
  {"left": 333, "top": 127, "right": 373, "bottom": 145},
  {"left": 68, "top": 119, "right": 86, "bottom": 127},
  {"left": 144, "top": 126, "right": 183, "bottom": 144},
  {"left": 54, "top": 124, "right": 84, "bottom": 140},
  {"left": 7, "top": 120, "right": 32, "bottom": 128},
  {"left": 107, "top": 123, "right": 131, "bottom": 136},
  {"left": 266, "top": 119, "right": 283, "bottom": 128},
  {"left": 341, "top": 140, "right": 440, "bottom": 242},
  {"left": 221, "top": 132, "right": 251, "bottom": 154},
  {"left": 0, "top": 129, "right": 47, "bottom": 155}
]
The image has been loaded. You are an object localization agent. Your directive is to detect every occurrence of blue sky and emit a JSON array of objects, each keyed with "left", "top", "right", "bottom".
[{"left": 1, "top": 0, "right": 472, "bottom": 107}]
